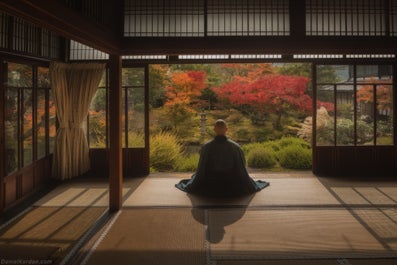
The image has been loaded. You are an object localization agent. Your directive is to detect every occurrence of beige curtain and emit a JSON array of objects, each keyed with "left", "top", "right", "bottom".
[{"left": 50, "top": 62, "right": 105, "bottom": 180}]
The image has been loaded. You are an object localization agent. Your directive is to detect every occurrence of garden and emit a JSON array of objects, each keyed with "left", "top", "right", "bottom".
[{"left": 147, "top": 63, "right": 317, "bottom": 172}]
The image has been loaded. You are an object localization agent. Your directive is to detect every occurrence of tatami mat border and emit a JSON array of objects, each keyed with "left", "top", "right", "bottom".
[
  {"left": 80, "top": 210, "right": 122, "bottom": 265},
  {"left": 59, "top": 208, "right": 110, "bottom": 265}
]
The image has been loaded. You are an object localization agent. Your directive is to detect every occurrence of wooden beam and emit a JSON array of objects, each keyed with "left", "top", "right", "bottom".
[
  {"left": 108, "top": 54, "right": 122, "bottom": 212},
  {"left": 393, "top": 62, "right": 397, "bottom": 172},
  {"left": 0, "top": 61, "right": 5, "bottom": 214},
  {"left": 0, "top": 0, "right": 120, "bottom": 55},
  {"left": 120, "top": 37, "right": 397, "bottom": 55}
]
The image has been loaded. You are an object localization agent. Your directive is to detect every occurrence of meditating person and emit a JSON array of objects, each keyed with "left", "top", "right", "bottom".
[{"left": 175, "top": 119, "right": 269, "bottom": 197}]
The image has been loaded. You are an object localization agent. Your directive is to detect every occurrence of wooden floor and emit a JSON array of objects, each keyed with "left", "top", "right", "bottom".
[{"left": 1, "top": 172, "right": 397, "bottom": 265}]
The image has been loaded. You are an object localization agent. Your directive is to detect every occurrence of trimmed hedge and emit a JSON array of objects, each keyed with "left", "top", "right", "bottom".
[
  {"left": 244, "top": 137, "right": 312, "bottom": 170},
  {"left": 247, "top": 147, "right": 277, "bottom": 168},
  {"left": 277, "top": 145, "right": 312, "bottom": 169}
]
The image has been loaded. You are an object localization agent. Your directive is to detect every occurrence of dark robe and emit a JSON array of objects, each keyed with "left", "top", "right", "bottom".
[{"left": 175, "top": 135, "right": 269, "bottom": 197}]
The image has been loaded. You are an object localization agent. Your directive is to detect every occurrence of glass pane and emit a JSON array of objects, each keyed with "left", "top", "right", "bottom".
[
  {"left": 127, "top": 87, "right": 145, "bottom": 147},
  {"left": 5, "top": 88, "right": 19, "bottom": 174},
  {"left": 89, "top": 87, "right": 107, "bottom": 148},
  {"left": 336, "top": 85, "right": 354, "bottom": 146},
  {"left": 38, "top": 67, "right": 50, "bottom": 87},
  {"left": 23, "top": 89, "right": 33, "bottom": 166},
  {"left": 356, "top": 83, "right": 375, "bottom": 145},
  {"left": 316, "top": 85, "right": 335, "bottom": 146},
  {"left": 317, "top": 65, "right": 350, "bottom": 84},
  {"left": 122, "top": 67, "right": 146, "bottom": 148},
  {"left": 122, "top": 68, "right": 145, "bottom": 86},
  {"left": 356, "top": 65, "right": 393, "bottom": 83},
  {"left": 356, "top": 65, "right": 393, "bottom": 146},
  {"left": 376, "top": 84, "right": 393, "bottom": 145},
  {"left": 7, "top": 63, "right": 32, "bottom": 87},
  {"left": 49, "top": 89, "right": 56, "bottom": 153},
  {"left": 37, "top": 88, "right": 46, "bottom": 158},
  {"left": 122, "top": 89, "right": 126, "bottom": 148}
]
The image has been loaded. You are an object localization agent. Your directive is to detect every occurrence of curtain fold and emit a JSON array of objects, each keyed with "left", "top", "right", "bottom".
[{"left": 50, "top": 62, "right": 105, "bottom": 180}]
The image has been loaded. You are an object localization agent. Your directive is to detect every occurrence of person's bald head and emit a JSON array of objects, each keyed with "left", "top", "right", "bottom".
[{"left": 214, "top": 119, "right": 228, "bottom": 136}]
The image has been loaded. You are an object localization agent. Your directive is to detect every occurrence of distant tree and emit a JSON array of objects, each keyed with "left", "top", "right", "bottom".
[
  {"left": 165, "top": 70, "right": 207, "bottom": 131},
  {"left": 221, "top": 63, "right": 274, "bottom": 83},
  {"left": 198, "top": 87, "right": 218, "bottom": 110},
  {"left": 149, "top": 64, "right": 169, "bottom": 107},
  {"left": 357, "top": 80, "right": 392, "bottom": 115},
  {"left": 275, "top": 63, "right": 311, "bottom": 78}
]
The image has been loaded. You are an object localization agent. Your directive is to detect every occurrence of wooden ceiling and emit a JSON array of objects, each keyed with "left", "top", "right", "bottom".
[{"left": 1, "top": 0, "right": 397, "bottom": 56}]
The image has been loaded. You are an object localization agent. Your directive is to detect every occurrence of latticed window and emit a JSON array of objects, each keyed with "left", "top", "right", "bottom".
[
  {"left": 306, "top": 0, "right": 386, "bottom": 36},
  {"left": 390, "top": 0, "right": 397, "bottom": 36},
  {"left": 0, "top": 12, "right": 9, "bottom": 48},
  {"left": 124, "top": 0, "right": 290, "bottom": 37},
  {"left": 207, "top": 0, "right": 289, "bottom": 36},
  {"left": 124, "top": 0, "right": 205, "bottom": 37},
  {"left": 69, "top": 40, "right": 109, "bottom": 60},
  {"left": 0, "top": 11, "right": 62, "bottom": 59}
]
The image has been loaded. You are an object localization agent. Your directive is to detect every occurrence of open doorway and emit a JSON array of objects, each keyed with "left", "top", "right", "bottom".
[{"left": 148, "top": 63, "right": 315, "bottom": 174}]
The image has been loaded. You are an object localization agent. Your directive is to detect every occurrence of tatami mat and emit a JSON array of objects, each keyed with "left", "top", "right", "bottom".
[
  {"left": 216, "top": 259, "right": 397, "bottom": 265},
  {"left": 0, "top": 206, "right": 107, "bottom": 263},
  {"left": 352, "top": 208, "right": 397, "bottom": 251},
  {"left": 33, "top": 178, "right": 145, "bottom": 207},
  {"left": 82, "top": 207, "right": 397, "bottom": 265},
  {"left": 124, "top": 177, "right": 340, "bottom": 207},
  {"left": 208, "top": 208, "right": 394, "bottom": 260},
  {"left": 4, "top": 173, "right": 397, "bottom": 265},
  {"left": 331, "top": 187, "right": 397, "bottom": 205},
  {"left": 85, "top": 208, "right": 206, "bottom": 265},
  {"left": 216, "top": 260, "right": 339, "bottom": 265}
]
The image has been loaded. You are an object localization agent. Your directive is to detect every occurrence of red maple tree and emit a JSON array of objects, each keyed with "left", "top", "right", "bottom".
[{"left": 216, "top": 74, "right": 315, "bottom": 128}]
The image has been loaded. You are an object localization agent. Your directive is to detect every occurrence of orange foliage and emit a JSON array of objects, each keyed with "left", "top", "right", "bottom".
[
  {"left": 357, "top": 78, "right": 392, "bottom": 112},
  {"left": 165, "top": 70, "right": 207, "bottom": 108},
  {"left": 221, "top": 63, "right": 274, "bottom": 83}
]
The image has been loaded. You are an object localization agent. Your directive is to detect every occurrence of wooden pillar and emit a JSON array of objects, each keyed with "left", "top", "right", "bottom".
[
  {"left": 0, "top": 61, "right": 5, "bottom": 214},
  {"left": 311, "top": 63, "right": 318, "bottom": 174},
  {"left": 393, "top": 62, "right": 397, "bottom": 172},
  {"left": 108, "top": 54, "right": 123, "bottom": 212}
]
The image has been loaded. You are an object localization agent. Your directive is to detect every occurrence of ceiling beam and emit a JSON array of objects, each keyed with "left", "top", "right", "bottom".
[
  {"left": 0, "top": 0, "right": 120, "bottom": 55},
  {"left": 120, "top": 37, "right": 397, "bottom": 55}
]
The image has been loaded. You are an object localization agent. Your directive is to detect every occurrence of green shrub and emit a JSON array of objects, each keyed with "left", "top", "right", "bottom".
[
  {"left": 278, "top": 145, "right": 312, "bottom": 169},
  {"left": 252, "top": 126, "right": 274, "bottom": 142},
  {"left": 176, "top": 153, "right": 199, "bottom": 172},
  {"left": 336, "top": 118, "right": 354, "bottom": 145},
  {"left": 262, "top": 141, "right": 280, "bottom": 152},
  {"left": 247, "top": 147, "right": 277, "bottom": 168},
  {"left": 356, "top": 119, "right": 375, "bottom": 144},
  {"left": 150, "top": 132, "right": 182, "bottom": 171},
  {"left": 236, "top": 128, "right": 250, "bottom": 141},
  {"left": 276, "top": 136, "right": 311, "bottom": 149},
  {"left": 241, "top": 142, "right": 264, "bottom": 155}
]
